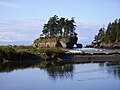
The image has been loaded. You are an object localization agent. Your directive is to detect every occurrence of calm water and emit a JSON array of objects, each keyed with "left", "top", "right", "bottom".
[
  {"left": 72, "top": 47, "right": 106, "bottom": 50},
  {"left": 0, "top": 62, "right": 120, "bottom": 90}
]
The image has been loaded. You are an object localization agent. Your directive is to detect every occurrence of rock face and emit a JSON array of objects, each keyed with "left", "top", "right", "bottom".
[
  {"left": 91, "top": 41, "right": 120, "bottom": 49},
  {"left": 66, "top": 35, "right": 78, "bottom": 48},
  {"left": 55, "top": 39, "right": 63, "bottom": 47},
  {"left": 76, "top": 44, "right": 83, "bottom": 48},
  {"left": 33, "top": 36, "right": 78, "bottom": 48}
]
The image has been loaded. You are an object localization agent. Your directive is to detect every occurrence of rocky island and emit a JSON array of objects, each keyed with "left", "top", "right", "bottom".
[{"left": 33, "top": 15, "right": 82, "bottom": 48}]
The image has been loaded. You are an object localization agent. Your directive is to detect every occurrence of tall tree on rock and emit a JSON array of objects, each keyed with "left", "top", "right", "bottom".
[
  {"left": 64, "top": 17, "right": 76, "bottom": 36},
  {"left": 57, "top": 17, "right": 65, "bottom": 36},
  {"left": 41, "top": 15, "right": 76, "bottom": 37}
]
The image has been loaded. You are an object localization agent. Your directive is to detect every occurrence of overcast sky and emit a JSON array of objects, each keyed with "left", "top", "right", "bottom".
[{"left": 0, "top": 0, "right": 120, "bottom": 45}]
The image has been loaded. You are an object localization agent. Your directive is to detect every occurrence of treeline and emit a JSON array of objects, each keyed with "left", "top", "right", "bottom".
[
  {"left": 93, "top": 18, "right": 120, "bottom": 45},
  {"left": 41, "top": 15, "right": 77, "bottom": 37}
]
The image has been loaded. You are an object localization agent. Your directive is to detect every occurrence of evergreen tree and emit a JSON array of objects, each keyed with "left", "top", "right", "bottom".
[
  {"left": 57, "top": 17, "right": 65, "bottom": 36},
  {"left": 106, "top": 23, "right": 112, "bottom": 43},
  {"left": 93, "top": 18, "right": 120, "bottom": 45},
  {"left": 94, "top": 27, "right": 105, "bottom": 42},
  {"left": 41, "top": 15, "right": 76, "bottom": 37},
  {"left": 118, "top": 19, "right": 120, "bottom": 42}
]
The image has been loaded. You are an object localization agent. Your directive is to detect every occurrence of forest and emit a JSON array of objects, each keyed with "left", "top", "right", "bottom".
[{"left": 93, "top": 18, "right": 120, "bottom": 47}]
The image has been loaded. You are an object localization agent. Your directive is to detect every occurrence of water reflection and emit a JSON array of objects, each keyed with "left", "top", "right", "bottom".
[
  {"left": 106, "top": 62, "right": 120, "bottom": 79},
  {"left": 0, "top": 61, "right": 74, "bottom": 80},
  {"left": 46, "top": 64, "right": 74, "bottom": 80},
  {"left": 0, "top": 61, "right": 120, "bottom": 80},
  {"left": 98, "top": 62, "right": 120, "bottom": 79}
]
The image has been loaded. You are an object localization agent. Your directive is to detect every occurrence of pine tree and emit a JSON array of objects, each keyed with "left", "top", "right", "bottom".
[
  {"left": 41, "top": 15, "right": 76, "bottom": 37},
  {"left": 94, "top": 27, "right": 105, "bottom": 42},
  {"left": 93, "top": 18, "right": 120, "bottom": 45}
]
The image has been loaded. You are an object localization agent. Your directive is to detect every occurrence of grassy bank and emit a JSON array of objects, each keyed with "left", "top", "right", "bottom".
[{"left": 0, "top": 46, "right": 65, "bottom": 62}]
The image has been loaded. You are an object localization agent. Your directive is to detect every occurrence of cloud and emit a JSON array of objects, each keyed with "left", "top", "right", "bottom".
[
  {"left": 76, "top": 22, "right": 102, "bottom": 45},
  {"left": 0, "top": 31, "right": 23, "bottom": 42},
  {"left": 0, "top": 20, "right": 44, "bottom": 32},
  {"left": 0, "top": 1, "right": 21, "bottom": 8},
  {"left": 0, "top": 19, "right": 44, "bottom": 44}
]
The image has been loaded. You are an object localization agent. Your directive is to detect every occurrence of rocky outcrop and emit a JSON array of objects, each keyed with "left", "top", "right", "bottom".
[
  {"left": 91, "top": 41, "right": 120, "bottom": 49},
  {"left": 33, "top": 35, "right": 78, "bottom": 48},
  {"left": 66, "top": 35, "right": 78, "bottom": 48},
  {"left": 76, "top": 44, "right": 83, "bottom": 48},
  {"left": 55, "top": 39, "right": 63, "bottom": 47}
]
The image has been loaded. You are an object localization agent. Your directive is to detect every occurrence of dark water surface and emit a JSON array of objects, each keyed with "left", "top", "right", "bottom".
[{"left": 0, "top": 62, "right": 120, "bottom": 90}]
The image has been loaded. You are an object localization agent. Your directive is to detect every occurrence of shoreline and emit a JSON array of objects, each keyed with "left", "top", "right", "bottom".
[
  {"left": 1, "top": 46, "right": 120, "bottom": 63},
  {"left": 59, "top": 49, "right": 120, "bottom": 63},
  {"left": 65, "top": 49, "right": 120, "bottom": 55},
  {"left": 60, "top": 54, "right": 120, "bottom": 63}
]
